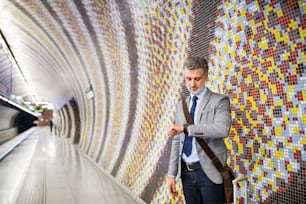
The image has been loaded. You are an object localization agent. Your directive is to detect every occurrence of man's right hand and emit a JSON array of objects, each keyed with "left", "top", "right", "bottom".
[
  {"left": 167, "top": 177, "right": 178, "bottom": 199},
  {"left": 167, "top": 124, "right": 184, "bottom": 138}
]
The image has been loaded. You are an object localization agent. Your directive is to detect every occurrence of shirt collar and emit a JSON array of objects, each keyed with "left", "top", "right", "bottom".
[{"left": 191, "top": 87, "right": 207, "bottom": 102}]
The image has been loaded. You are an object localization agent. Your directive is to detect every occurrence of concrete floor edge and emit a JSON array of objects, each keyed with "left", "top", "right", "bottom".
[{"left": 77, "top": 147, "right": 147, "bottom": 204}]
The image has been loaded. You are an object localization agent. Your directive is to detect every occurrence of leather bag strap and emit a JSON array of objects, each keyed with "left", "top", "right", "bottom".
[{"left": 182, "top": 97, "right": 226, "bottom": 173}]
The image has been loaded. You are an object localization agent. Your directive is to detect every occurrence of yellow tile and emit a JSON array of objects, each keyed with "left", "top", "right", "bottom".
[
  {"left": 275, "top": 150, "right": 284, "bottom": 160},
  {"left": 275, "top": 126, "right": 283, "bottom": 136},
  {"left": 287, "top": 163, "right": 292, "bottom": 171},
  {"left": 277, "top": 9, "right": 283, "bottom": 17}
]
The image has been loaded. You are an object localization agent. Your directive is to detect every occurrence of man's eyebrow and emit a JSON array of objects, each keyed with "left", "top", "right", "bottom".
[{"left": 185, "top": 76, "right": 202, "bottom": 79}]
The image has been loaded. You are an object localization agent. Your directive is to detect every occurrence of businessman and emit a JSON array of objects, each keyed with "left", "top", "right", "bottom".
[{"left": 167, "top": 56, "right": 231, "bottom": 204}]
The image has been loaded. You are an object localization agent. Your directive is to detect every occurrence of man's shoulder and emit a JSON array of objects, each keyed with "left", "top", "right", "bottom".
[
  {"left": 175, "top": 97, "right": 184, "bottom": 105},
  {"left": 208, "top": 89, "right": 229, "bottom": 100},
  {"left": 177, "top": 94, "right": 190, "bottom": 102}
]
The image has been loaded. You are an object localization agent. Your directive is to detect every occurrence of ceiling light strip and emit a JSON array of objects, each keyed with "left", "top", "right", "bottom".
[
  {"left": 0, "top": 29, "right": 38, "bottom": 102},
  {"left": 0, "top": 94, "right": 39, "bottom": 117}
]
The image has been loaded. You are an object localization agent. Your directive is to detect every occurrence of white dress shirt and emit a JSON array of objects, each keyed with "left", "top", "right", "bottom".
[{"left": 182, "top": 87, "right": 207, "bottom": 163}]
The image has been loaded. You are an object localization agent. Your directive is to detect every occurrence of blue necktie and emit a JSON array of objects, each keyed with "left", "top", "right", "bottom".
[{"left": 183, "top": 96, "right": 198, "bottom": 156}]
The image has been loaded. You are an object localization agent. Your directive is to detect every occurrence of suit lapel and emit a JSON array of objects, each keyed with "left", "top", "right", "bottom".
[
  {"left": 195, "top": 88, "right": 212, "bottom": 123},
  {"left": 186, "top": 95, "right": 191, "bottom": 108}
]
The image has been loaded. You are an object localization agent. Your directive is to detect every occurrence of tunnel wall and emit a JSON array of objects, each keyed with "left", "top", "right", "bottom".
[
  {"left": 0, "top": 101, "right": 37, "bottom": 144},
  {"left": 0, "top": 103, "right": 18, "bottom": 144},
  {"left": 51, "top": 1, "right": 305, "bottom": 203}
]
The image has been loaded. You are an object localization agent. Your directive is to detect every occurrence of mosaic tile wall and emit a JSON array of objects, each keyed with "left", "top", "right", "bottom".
[
  {"left": 2, "top": 0, "right": 304, "bottom": 203},
  {"left": 208, "top": 1, "right": 306, "bottom": 203},
  {"left": 79, "top": 0, "right": 305, "bottom": 203}
]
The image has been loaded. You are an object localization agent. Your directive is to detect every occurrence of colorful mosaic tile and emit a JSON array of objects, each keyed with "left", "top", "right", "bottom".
[
  {"left": 3, "top": 0, "right": 304, "bottom": 203},
  {"left": 209, "top": 0, "right": 306, "bottom": 203}
]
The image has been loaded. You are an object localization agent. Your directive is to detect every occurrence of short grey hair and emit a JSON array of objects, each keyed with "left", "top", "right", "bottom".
[{"left": 184, "top": 56, "right": 209, "bottom": 73}]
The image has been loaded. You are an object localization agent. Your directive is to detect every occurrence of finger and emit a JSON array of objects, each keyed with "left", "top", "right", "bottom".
[
  {"left": 167, "top": 130, "right": 175, "bottom": 138},
  {"left": 171, "top": 191, "right": 178, "bottom": 199},
  {"left": 170, "top": 183, "right": 176, "bottom": 193}
]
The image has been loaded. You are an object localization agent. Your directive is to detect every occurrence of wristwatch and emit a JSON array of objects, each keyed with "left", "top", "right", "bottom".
[{"left": 183, "top": 124, "right": 189, "bottom": 134}]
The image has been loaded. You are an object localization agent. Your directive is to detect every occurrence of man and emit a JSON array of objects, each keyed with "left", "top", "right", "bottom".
[
  {"left": 49, "top": 119, "right": 53, "bottom": 132},
  {"left": 167, "top": 56, "right": 231, "bottom": 204}
]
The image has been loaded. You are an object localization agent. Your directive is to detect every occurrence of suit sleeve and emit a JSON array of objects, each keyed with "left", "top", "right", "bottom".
[{"left": 167, "top": 101, "right": 182, "bottom": 177}]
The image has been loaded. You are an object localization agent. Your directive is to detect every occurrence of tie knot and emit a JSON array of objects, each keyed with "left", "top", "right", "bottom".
[{"left": 192, "top": 95, "right": 198, "bottom": 102}]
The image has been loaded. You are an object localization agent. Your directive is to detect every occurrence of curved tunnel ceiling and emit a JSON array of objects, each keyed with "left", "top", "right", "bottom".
[{"left": 0, "top": 0, "right": 109, "bottom": 108}]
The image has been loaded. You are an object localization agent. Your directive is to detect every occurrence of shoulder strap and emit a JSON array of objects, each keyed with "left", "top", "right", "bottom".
[
  {"left": 182, "top": 97, "right": 193, "bottom": 124},
  {"left": 181, "top": 98, "right": 226, "bottom": 172}
]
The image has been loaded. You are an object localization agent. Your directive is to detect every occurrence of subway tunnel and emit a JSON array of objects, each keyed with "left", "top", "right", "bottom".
[{"left": 0, "top": 0, "right": 305, "bottom": 204}]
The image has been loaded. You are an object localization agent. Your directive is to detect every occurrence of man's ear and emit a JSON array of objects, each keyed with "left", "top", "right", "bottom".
[{"left": 204, "top": 72, "right": 209, "bottom": 81}]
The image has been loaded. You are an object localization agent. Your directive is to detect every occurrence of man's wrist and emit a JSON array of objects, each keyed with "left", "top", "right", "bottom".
[
  {"left": 168, "top": 175, "right": 175, "bottom": 178},
  {"left": 183, "top": 124, "right": 189, "bottom": 134}
]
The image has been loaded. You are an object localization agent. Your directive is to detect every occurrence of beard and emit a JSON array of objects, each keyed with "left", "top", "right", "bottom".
[{"left": 187, "top": 86, "right": 204, "bottom": 95}]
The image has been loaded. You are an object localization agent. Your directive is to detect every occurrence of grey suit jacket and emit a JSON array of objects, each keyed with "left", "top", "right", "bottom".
[{"left": 168, "top": 88, "right": 232, "bottom": 184}]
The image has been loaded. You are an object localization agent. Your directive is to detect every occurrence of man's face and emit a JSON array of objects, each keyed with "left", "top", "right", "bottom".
[{"left": 184, "top": 67, "right": 208, "bottom": 95}]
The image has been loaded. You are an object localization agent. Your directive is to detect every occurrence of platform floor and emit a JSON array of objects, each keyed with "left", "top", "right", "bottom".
[{"left": 0, "top": 127, "right": 144, "bottom": 204}]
